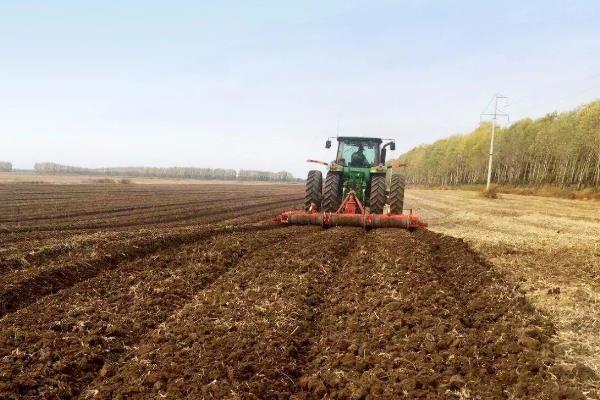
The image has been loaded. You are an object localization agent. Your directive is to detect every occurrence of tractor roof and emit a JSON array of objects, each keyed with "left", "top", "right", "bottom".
[{"left": 336, "top": 136, "right": 383, "bottom": 143}]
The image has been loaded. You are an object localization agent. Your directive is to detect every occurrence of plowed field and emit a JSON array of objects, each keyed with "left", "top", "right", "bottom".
[{"left": 0, "top": 183, "right": 589, "bottom": 399}]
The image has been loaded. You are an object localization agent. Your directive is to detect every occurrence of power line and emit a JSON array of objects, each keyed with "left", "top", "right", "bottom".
[{"left": 481, "top": 94, "right": 509, "bottom": 191}]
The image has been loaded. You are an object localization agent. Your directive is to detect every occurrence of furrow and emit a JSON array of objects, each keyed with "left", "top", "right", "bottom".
[
  {"left": 0, "top": 227, "right": 309, "bottom": 399},
  {"left": 0, "top": 222, "right": 286, "bottom": 318},
  {"left": 82, "top": 227, "right": 360, "bottom": 399}
]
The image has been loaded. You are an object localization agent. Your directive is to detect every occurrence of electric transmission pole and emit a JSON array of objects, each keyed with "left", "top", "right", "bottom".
[{"left": 481, "top": 94, "right": 509, "bottom": 191}]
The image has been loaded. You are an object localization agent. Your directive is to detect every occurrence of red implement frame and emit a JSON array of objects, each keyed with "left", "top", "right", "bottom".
[{"left": 274, "top": 190, "right": 427, "bottom": 230}]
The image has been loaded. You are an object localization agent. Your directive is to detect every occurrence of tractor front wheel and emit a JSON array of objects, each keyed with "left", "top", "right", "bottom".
[
  {"left": 322, "top": 171, "right": 342, "bottom": 212},
  {"left": 388, "top": 174, "right": 405, "bottom": 214},
  {"left": 369, "top": 175, "right": 386, "bottom": 214},
  {"left": 304, "top": 170, "right": 322, "bottom": 211}
]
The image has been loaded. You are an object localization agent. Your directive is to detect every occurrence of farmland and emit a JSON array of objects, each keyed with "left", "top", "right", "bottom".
[{"left": 0, "top": 182, "right": 598, "bottom": 399}]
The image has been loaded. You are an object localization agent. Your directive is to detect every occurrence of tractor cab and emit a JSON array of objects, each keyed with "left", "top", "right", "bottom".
[
  {"left": 333, "top": 137, "right": 381, "bottom": 167},
  {"left": 326, "top": 136, "right": 395, "bottom": 167}
]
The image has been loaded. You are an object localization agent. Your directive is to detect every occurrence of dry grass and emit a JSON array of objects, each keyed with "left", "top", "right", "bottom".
[
  {"left": 424, "top": 184, "right": 600, "bottom": 201},
  {"left": 479, "top": 185, "right": 500, "bottom": 199},
  {"left": 406, "top": 188, "right": 600, "bottom": 398},
  {"left": 497, "top": 185, "right": 600, "bottom": 200}
]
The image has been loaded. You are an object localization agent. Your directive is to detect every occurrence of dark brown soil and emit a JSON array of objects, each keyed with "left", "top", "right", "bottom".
[{"left": 0, "top": 183, "right": 585, "bottom": 399}]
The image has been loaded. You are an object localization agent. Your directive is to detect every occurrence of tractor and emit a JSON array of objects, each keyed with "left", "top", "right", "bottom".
[
  {"left": 305, "top": 136, "right": 404, "bottom": 214},
  {"left": 275, "top": 136, "right": 427, "bottom": 230}
]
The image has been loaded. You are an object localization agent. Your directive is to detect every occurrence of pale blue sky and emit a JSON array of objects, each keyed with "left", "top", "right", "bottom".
[{"left": 1, "top": 1, "right": 600, "bottom": 177}]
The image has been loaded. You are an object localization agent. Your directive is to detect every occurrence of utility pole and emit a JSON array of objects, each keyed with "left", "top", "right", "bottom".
[{"left": 481, "top": 94, "right": 509, "bottom": 191}]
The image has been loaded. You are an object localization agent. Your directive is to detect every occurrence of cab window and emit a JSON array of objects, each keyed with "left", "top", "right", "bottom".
[{"left": 337, "top": 142, "right": 377, "bottom": 167}]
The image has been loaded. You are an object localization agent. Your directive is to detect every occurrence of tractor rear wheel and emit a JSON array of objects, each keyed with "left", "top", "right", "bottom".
[
  {"left": 369, "top": 175, "right": 386, "bottom": 214},
  {"left": 322, "top": 171, "right": 342, "bottom": 212},
  {"left": 304, "top": 170, "right": 322, "bottom": 211},
  {"left": 388, "top": 174, "right": 405, "bottom": 214}
]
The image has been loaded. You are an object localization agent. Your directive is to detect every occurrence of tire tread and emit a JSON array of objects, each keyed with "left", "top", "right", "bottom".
[
  {"left": 304, "top": 170, "right": 323, "bottom": 211},
  {"left": 388, "top": 174, "right": 405, "bottom": 214},
  {"left": 369, "top": 175, "right": 386, "bottom": 214},
  {"left": 322, "top": 172, "right": 342, "bottom": 212}
]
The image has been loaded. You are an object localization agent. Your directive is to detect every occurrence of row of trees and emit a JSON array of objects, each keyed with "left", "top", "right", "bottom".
[
  {"left": 396, "top": 100, "right": 600, "bottom": 188},
  {"left": 0, "top": 162, "right": 11, "bottom": 172},
  {"left": 33, "top": 163, "right": 297, "bottom": 182},
  {"left": 238, "top": 170, "right": 294, "bottom": 181}
]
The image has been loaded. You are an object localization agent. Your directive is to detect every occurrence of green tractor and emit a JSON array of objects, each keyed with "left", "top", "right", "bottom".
[{"left": 304, "top": 136, "right": 405, "bottom": 214}]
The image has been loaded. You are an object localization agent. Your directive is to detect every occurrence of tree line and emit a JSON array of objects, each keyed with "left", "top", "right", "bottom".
[
  {"left": 237, "top": 169, "right": 295, "bottom": 181},
  {"left": 0, "top": 162, "right": 11, "bottom": 172},
  {"left": 396, "top": 100, "right": 600, "bottom": 189},
  {"left": 33, "top": 163, "right": 298, "bottom": 182}
]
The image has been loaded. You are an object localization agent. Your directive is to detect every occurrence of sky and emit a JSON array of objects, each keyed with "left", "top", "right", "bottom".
[{"left": 1, "top": 1, "right": 600, "bottom": 178}]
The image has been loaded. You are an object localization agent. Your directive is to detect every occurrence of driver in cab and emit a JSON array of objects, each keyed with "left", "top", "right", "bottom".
[{"left": 350, "top": 144, "right": 370, "bottom": 167}]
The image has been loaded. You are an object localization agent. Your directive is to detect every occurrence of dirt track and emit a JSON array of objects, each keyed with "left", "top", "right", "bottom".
[{"left": 0, "top": 183, "right": 586, "bottom": 399}]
